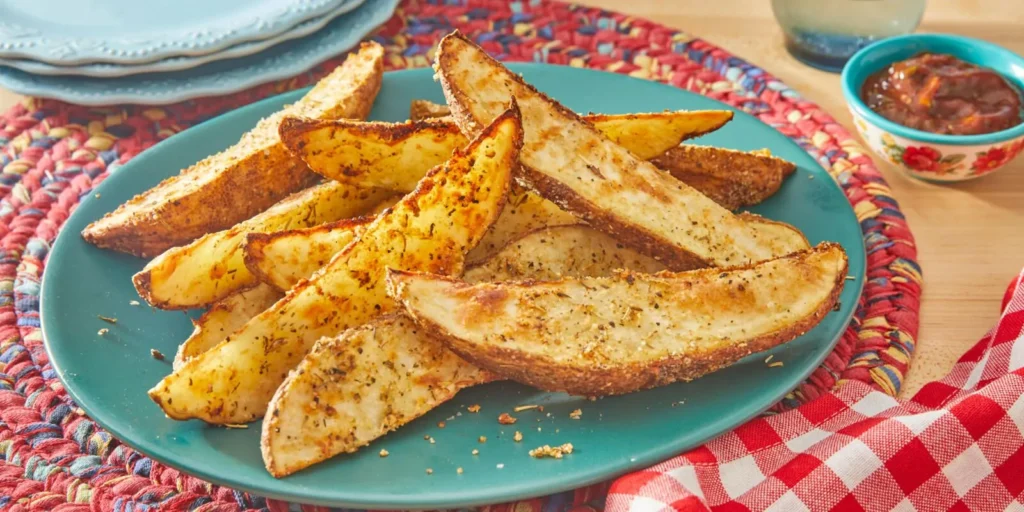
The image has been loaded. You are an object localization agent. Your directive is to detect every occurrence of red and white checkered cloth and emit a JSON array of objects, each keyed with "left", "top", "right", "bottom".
[{"left": 606, "top": 271, "right": 1024, "bottom": 511}]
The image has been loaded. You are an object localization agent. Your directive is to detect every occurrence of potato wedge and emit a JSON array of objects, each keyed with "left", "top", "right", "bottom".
[
  {"left": 464, "top": 224, "right": 666, "bottom": 282},
  {"left": 173, "top": 283, "right": 283, "bottom": 370},
  {"left": 280, "top": 110, "right": 731, "bottom": 194},
  {"left": 436, "top": 32, "right": 807, "bottom": 270},
  {"left": 243, "top": 217, "right": 371, "bottom": 291},
  {"left": 408, "top": 100, "right": 739, "bottom": 151},
  {"left": 246, "top": 188, "right": 574, "bottom": 290},
  {"left": 262, "top": 314, "right": 493, "bottom": 477},
  {"left": 410, "top": 99, "right": 453, "bottom": 121},
  {"left": 82, "top": 42, "right": 384, "bottom": 257},
  {"left": 588, "top": 111, "right": 733, "bottom": 160},
  {"left": 133, "top": 182, "right": 392, "bottom": 309},
  {"left": 389, "top": 243, "right": 848, "bottom": 396},
  {"left": 651, "top": 145, "right": 797, "bottom": 210},
  {"left": 149, "top": 104, "right": 522, "bottom": 423}
]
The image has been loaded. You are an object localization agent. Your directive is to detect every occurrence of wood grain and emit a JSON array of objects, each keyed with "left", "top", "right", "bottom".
[{"left": 1, "top": 0, "right": 1021, "bottom": 397}]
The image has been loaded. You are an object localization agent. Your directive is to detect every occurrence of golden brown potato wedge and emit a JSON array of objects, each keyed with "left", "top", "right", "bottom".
[
  {"left": 243, "top": 217, "right": 371, "bottom": 291},
  {"left": 389, "top": 243, "right": 848, "bottom": 396},
  {"left": 279, "top": 110, "right": 731, "bottom": 194},
  {"left": 651, "top": 145, "right": 797, "bottom": 211},
  {"left": 464, "top": 224, "right": 666, "bottom": 282},
  {"left": 436, "top": 32, "right": 807, "bottom": 270},
  {"left": 246, "top": 188, "right": 574, "bottom": 290},
  {"left": 409, "top": 99, "right": 453, "bottom": 121},
  {"left": 148, "top": 105, "right": 522, "bottom": 424},
  {"left": 133, "top": 182, "right": 392, "bottom": 309},
  {"left": 173, "top": 283, "right": 283, "bottom": 370},
  {"left": 82, "top": 42, "right": 384, "bottom": 257},
  {"left": 262, "top": 314, "right": 493, "bottom": 477}
]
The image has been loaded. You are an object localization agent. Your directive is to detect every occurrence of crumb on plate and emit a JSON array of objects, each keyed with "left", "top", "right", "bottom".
[{"left": 529, "top": 443, "right": 574, "bottom": 459}]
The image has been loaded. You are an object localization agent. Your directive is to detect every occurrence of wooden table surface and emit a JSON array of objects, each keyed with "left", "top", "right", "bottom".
[{"left": 1, "top": 0, "right": 1022, "bottom": 397}]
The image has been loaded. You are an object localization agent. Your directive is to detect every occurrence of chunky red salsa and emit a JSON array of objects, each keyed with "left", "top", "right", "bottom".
[{"left": 861, "top": 53, "right": 1022, "bottom": 136}]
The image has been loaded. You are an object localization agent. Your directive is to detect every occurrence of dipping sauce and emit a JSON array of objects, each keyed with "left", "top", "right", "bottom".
[{"left": 861, "top": 52, "right": 1022, "bottom": 135}]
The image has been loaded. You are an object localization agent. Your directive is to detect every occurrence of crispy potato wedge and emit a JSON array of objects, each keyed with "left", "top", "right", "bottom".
[
  {"left": 82, "top": 43, "right": 385, "bottom": 258},
  {"left": 436, "top": 32, "right": 807, "bottom": 270},
  {"left": 133, "top": 182, "right": 392, "bottom": 309},
  {"left": 389, "top": 243, "right": 848, "bottom": 396},
  {"left": 241, "top": 192, "right": 400, "bottom": 291},
  {"left": 248, "top": 189, "right": 575, "bottom": 290},
  {"left": 280, "top": 110, "right": 731, "bottom": 194},
  {"left": 262, "top": 315, "right": 493, "bottom": 477},
  {"left": 588, "top": 111, "right": 732, "bottom": 159},
  {"left": 410, "top": 99, "right": 453, "bottom": 121},
  {"left": 148, "top": 105, "right": 522, "bottom": 423},
  {"left": 243, "top": 217, "right": 371, "bottom": 291},
  {"left": 651, "top": 145, "right": 797, "bottom": 210},
  {"left": 262, "top": 214, "right": 667, "bottom": 476},
  {"left": 464, "top": 224, "right": 666, "bottom": 282},
  {"left": 173, "top": 283, "right": 283, "bottom": 370}
]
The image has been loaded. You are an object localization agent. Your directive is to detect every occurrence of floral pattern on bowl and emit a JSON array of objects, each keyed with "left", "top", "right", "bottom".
[{"left": 851, "top": 109, "right": 1024, "bottom": 182}]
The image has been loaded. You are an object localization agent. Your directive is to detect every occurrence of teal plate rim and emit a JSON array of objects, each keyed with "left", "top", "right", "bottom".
[{"left": 40, "top": 64, "right": 866, "bottom": 509}]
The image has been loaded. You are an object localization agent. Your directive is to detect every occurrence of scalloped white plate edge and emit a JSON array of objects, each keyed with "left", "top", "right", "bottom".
[
  {"left": 0, "top": 0, "right": 399, "bottom": 106},
  {"left": 0, "top": 0, "right": 366, "bottom": 78}
]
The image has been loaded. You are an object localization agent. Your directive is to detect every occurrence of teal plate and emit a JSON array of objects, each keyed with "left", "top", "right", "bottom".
[{"left": 41, "top": 65, "right": 866, "bottom": 509}]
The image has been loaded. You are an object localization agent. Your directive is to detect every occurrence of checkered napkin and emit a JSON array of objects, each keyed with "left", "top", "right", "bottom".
[{"left": 606, "top": 271, "right": 1024, "bottom": 512}]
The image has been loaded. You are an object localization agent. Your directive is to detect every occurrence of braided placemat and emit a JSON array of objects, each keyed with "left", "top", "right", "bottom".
[{"left": 0, "top": 1, "right": 921, "bottom": 510}]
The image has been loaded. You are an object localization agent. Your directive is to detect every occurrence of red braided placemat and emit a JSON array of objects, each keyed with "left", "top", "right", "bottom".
[{"left": 0, "top": 1, "right": 920, "bottom": 510}]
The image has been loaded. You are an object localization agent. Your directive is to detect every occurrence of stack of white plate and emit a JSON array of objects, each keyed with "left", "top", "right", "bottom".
[{"left": 0, "top": 0, "right": 399, "bottom": 105}]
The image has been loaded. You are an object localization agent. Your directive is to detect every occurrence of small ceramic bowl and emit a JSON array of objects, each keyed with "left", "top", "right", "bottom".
[{"left": 841, "top": 34, "right": 1024, "bottom": 182}]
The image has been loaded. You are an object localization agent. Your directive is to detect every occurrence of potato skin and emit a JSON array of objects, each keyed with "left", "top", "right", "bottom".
[
  {"left": 436, "top": 31, "right": 806, "bottom": 271},
  {"left": 651, "top": 145, "right": 797, "bottom": 211},
  {"left": 390, "top": 243, "right": 848, "bottom": 397},
  {"left": 81, "top": 42, "right": 385, "bottom": 257}
]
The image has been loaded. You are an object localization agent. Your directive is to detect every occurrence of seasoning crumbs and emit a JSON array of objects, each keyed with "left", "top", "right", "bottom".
[
  {"left": 379, "top": 449, "right": 389, "bottom": 458},
  {"left": 427, "top": 436, "right": 436, "bottom": 444},
  {"left": 129, "top": 300, "right": 141, "bottom": 306},
  {"left": 498, "top": 413, "right": 517, "bottom": 425},
  {"left": 224, "top": 423, "right": 248, "bottom": 429},
  {"left": 769, "top": 361, "right": 785, "bottom": 368},
  {"left": 472, "top": 449, "right": 479, "bottom": 455},
  {"left": 467, "top": 404, "right": 481, "bottom": 413},
  {"left": 457, "top": 467, "right": 464, "bottom": 474},
  {"left": 569, "top": 409, "right": 582, "bottom": 420},
  {"left": 437, "top": 421, "right": 446, "bottom": 428},
  {"left": 426, "top": 468, "right": 433, "bottom": 475},
  {"left": 529, "top": 443, "right": 574, "bottom": 459},
  {"left": 478, "top": 436, "right": 487, "bottom": 443},
  {"left": 496, "top": 463, "right": 504, "bottom": 469},
  {"left": 97, "top": 328, "right": 109, "bottom": 336},
  {"left": 513, "top": 431, "right": 523, "bottom": 443},
  {"left": 150, "top": 349, "right": 165, "bottom": 361},
  {"left": 98, "top": 315, "right": 117, "bottom": 324}
]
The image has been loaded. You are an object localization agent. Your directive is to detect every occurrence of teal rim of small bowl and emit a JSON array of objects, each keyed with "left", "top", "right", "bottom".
[{"left": 841, "top": 33, "right": 1024, "bottom": 146}]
